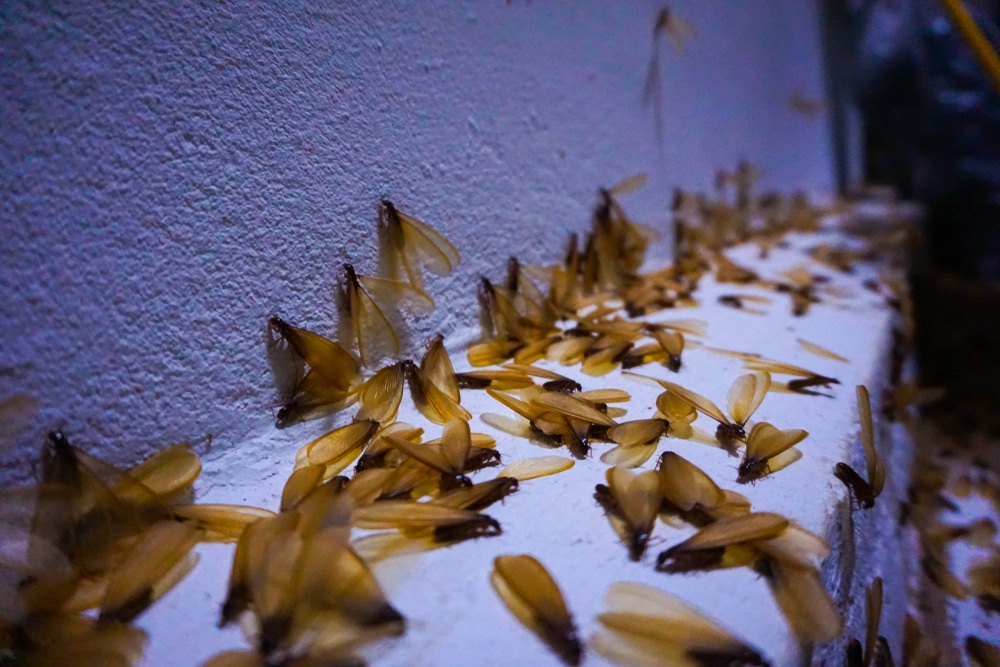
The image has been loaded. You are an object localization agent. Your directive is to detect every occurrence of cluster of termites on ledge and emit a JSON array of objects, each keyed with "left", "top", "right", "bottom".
[{"left": 1, "top": 152, "right": 950, "bottom": 667}]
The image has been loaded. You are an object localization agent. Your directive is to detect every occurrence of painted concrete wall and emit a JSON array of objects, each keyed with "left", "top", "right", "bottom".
[{"left": 0, "top": 0, "right": 832, "bottom": 478}]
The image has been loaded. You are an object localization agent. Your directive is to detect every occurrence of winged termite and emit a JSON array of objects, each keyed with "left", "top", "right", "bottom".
[
  {"left": 429, "top": 513, "right": 502, "bottom": 543},
  {"left": 383, "top": 419, "right": 495, "bottom": 490},
  {"left": 378, "top": 199, "right": 459, "bottom": 301},
  {"left": 717, "top": 294, "right": 771, "bottom": 314},
  {"left": 354, "top": 361, "right": 407, "bottom": 424},
  {"left": 351, "top": 500, "right": 487, "bottom": 530},
  {"left": 480, "top": 276, "right": 556, "bottom": 348},
  {"left": 546, "top": 335, "right": 597, "bottom": 366},
  {"left": 373, "top": 458, "right": 445, "bottom": 501},
  {"left": 490, "top": 555, "right": 582, "bottom": 666},
  {"left": 532, "top": 389, "right": 620, "bottom": 455},
  {"left": 531, "top": 391, "right": 617, "bottom": 428},
  {"left": 582, "top": 339, "right": 633, "bottom": 376},
  {"left": 623, "top": 328, "right": 686, "bottom": 372},
  {"left": 655, "top": 512, "right": 789, "bottom": 573},
  {"left": 353, "top": 422, "right": 423, "bottom": 472},
  {"left": 498, "top": 456, "right": 575, "bottom": 481},
  {"left": 500, "top": 362, "right": 582, "bottom": 394},
  {"left": 338, "top": 264, "right": 433, "bottom": 368},
  {"left": 966, "top": 636, "right": 1000, "bottom": 667},
  {"left": 755, "top": 557, "right": 843, "bottom": 643},
  {"left": 595, "top": 467, "right": 661, "bottom": 561},
  {"left": 218, "top": 511, "right": 301, "bottom": 646},
  {"left": 5, "top": 614, "right": 148, "bottom": 667},
  {"left": 660, "top": 373, "right": 770, "bottom": 453},
  {"left": 592, "top": 581, "right": 768, "bottom": 667},
  {"left": 34, "top": 432, "right": 169, "bottom": 577},
  {"left": 736, "top": 356, "right": 840, "bottom": 396},
  {"left": 837, "top": 386, "right": 885, "bottom": 508},
  {"left": 846, "top": 577, "right": 884, "bottom": 667},
  {"left": 432, "top": 477, "right": 518, "bottom": 511},
  {"left": 737, "top": 422, "right": 808, "bottom": 484},
  {"left": 267, "top": 317, "right": 362, "bottom": 427},
  {"left": 455, "top": 369, "right": 535, "bottom": 391},
  {"left": 643, "top": 8, "right": 696, "bottom": 143},
  {"left": 505, "top": 256, "right": 559, "bottom": 329},
  {"left": 654, "top": 451, "right": 750, "bottom": 526},
  {"left": 296, "top": 532, "right": 405, "bottom": 631},
  {"left": 99, "top": 520, "right": 201, "bottom": 622},
  {"left": 601, "top": 420, "right": 670, "bottom": 468},
  {"left": 588, "top": 176, "right": 654, "bottom": 290},
  {"left": 835, "top": 464, "right": 877, "bottom": 510},
  {"left": 404, "top": 359, "right": 471, "bottom": 425},
  {"left": 294, "top": 421, "right": 379, "bottom": 480},
  {"left": 768, "top": 267, "right": 824, "bottom": 316}
]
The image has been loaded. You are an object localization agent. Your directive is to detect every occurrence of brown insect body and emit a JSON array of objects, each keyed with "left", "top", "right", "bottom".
[
  {"left": 787, "top": 375, "right": 840, "bottom": 395},
  {"left": 432, "top": 514, "right": 502, "bottom": 543},
  {"left": 835, "top": 463, "right": 875, "bottom": 509},
  {"left": 593, "top": 484, "right": 650, "bottom": 561},
  {"left": 655, "top": 545, "right": 728, "bottom": 573}
]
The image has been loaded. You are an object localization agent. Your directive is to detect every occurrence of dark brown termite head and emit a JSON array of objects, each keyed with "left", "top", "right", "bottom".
[
  {"left": 736, "top": 456, "right": 768, "bottom": 485},
  {"left": 834, "top": 463, "right": 875, "bottom": 509},
  {"left": 41, "top": 430, "right": 78, "bottom": 485},
  {"left": 506, "top": 256, "right": 520, "bottom": 294},
  {"left": 267, "top": 314, "right": 290, "bottom": 333},
  {"left": 566, "top": 431, "right": 590, "bottom": 460},
  {"left": 542, "top": 624, "right": 583, "bottom": 667},
  {"left": 219, "top": 584, "right": 249, "bottom": 628},
  {"left": 259, "top": 613, "right": 294, "bottom": 661},
  {"left": 438, "top": 474, "right": 473, "bottom": 493},
  {"left": 666, "top": 354, "right": 682, "bottom": 373},
  {"left": 274, "top": 406, "right": 297, "bottom": 430},
  {"left": 871, "top": 636, "right": 895, "bottom": 667},
  {"left": 463, "top": 477, "right": 519, "bottom": 511},
  {"left": 593, "top": 484, "right": 617, "bottom": 514},
  {"left": 594, "top": 189, "right": 614, "bottom": 226},
  {"left": 845, "top": 638, "right": 863, "bottom": 667},
  {"left": 379, "top": 198, "right": 409, "bottom": 252},
  {"left": 628, "top": 527, "right": 652, "bottom": 562},
  {"left": 715, "top": 423, "right": 744, "bottom": 455},
  {"left": 620, "top": 352, "right": 644, "bottom": 369},
  {"left": 718, "top": 295, "right": 744, "bottom": 309},
  {"left": 379, "top": 198, "right": 400, "bottom": 225}
]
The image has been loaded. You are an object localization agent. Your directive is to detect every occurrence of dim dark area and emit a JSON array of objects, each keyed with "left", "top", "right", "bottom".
[{"left": 845, "top": 0, "right": 1000, "bottom": 435}]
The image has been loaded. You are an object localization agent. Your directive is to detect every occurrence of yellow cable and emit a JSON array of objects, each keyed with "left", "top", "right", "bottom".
[{"left": 938, "top": 0, "right": 1000, "bottom": 93}]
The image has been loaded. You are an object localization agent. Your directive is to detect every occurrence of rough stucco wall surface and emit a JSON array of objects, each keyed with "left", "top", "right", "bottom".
[{"left": 0, "top": 0, "right": 832, "bottom": 477}]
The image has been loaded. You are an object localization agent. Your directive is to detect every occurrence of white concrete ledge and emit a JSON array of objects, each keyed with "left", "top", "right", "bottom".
[{"left": 136, "top": 221, "right": 913, "bottom": 666}]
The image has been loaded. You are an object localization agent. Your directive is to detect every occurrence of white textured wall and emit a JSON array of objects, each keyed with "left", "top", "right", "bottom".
[{"left": 0, "top": 0, "right": 832, "bottom": 477}]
